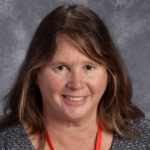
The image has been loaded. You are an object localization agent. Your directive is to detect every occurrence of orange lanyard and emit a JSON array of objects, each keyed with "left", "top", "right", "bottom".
[{"left": 45, "top": 121, "right": 102, "bottom": 150}]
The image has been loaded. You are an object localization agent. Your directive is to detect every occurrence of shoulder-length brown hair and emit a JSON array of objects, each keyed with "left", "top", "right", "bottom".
[{"left": 1, "top": 4, "right": 144, "bottom": 141}]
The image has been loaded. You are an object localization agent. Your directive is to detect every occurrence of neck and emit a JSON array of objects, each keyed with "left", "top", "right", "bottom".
[
  {"left": 44, "top": 114, "right": 98, "bottom": 135},
  {"left": 43, "top": 113, "right": 99, "bottom": 149}
]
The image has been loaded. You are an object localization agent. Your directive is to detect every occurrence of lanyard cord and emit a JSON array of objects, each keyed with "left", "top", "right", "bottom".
[
  {"left": 45, "top": 121, "right": 102, "bottom": 150},
  {"left": 45, "top": 130, "right": 54, "bottom": 150},
  {"left": 95, "top": 121, "right": 102, "bottom": 150}
]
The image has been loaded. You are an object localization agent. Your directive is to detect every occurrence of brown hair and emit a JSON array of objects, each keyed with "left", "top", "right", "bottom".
[{"left": 1, "top": 4, "right": 144, "bottom": 147}]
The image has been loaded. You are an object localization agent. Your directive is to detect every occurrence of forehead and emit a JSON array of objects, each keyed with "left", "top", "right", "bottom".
[
  {"left": 49, "top": 33, "right": 106, "bottom": 67},
  {"left": 52, "top": 34, "right": 95, "bottom": 63}
]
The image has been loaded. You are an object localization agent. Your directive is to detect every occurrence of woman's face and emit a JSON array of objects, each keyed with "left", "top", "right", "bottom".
[{"left": 37, "top": 34, "right": 108, "bottom": 122}]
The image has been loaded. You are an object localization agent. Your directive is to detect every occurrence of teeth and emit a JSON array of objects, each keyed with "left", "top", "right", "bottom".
[{"left": 64, "top": 95, "right": 84, "bottom": 101}]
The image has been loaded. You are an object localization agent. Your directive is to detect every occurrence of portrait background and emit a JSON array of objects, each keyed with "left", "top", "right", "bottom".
[{"left": 0, "top": 0, "right": 150, "bottom": 118}]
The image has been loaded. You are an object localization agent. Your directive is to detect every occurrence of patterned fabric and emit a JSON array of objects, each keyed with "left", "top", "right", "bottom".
[
  {"left": 0, "top": 118, "right": 150, "bottom": 150},
  {"left": 110, "top": 118, "right": 150, "bottom": 150},
  {"left": 0, "top": 123, "right": 34, "bottom": 150}
]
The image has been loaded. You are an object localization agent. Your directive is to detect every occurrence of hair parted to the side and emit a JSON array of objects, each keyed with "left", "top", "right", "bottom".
[{"left": 1, "top": 3, "right": 144, "bottom": 144}]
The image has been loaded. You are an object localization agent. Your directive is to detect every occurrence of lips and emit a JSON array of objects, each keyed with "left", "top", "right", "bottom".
[
  {"left": 62, "top": 95, "right": 88, "bottom": 106},
  {"left": 62, "top": 95, "right": 85, "bottom": 101}
]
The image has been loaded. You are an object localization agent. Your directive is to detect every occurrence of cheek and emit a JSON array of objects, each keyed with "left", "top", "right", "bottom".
[
  {"left": 90, "top": 72, "right": 108, "bottom": 96},
  {"left": 37, "top": 71, "right": 65, "bottom": 97}
]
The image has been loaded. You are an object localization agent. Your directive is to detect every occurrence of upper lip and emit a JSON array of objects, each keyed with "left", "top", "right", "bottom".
[{"left": 62, "top": 95, "right": 86, "bottom": 97}]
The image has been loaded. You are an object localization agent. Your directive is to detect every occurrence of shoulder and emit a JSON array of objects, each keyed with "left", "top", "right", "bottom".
[
  {"left": 129, "top": 117, "right": 150, "bottom": 135},
  {"left": 111, "top": 117, "right": 150, "bottom": 150},
  {"left": 133, "top": 117, "right": 150, "bottom": 129},
  {"left": 0, "top": 123, "right": 34, "bottom": 150}
]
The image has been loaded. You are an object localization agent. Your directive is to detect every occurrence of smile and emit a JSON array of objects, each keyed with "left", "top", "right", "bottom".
[
  {"left": 62, "top": 95, "right": 88, "bottom": 106},
  {"left": 62, "top": 95, "right": 85, "bottom": 101}
]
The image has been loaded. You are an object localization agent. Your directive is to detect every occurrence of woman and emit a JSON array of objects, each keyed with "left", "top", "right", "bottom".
[{"left": 0, "top": 4, "right": 149, "bottom": 150}]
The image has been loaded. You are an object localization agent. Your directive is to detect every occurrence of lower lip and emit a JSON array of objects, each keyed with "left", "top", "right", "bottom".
[{"left": 62, "top": 96, "right": 88, "bottom": 106}]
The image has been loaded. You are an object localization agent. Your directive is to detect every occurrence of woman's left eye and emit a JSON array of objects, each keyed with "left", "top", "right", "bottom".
[{"left": 84, "top": 65, "right": 95, "bottom": 70}]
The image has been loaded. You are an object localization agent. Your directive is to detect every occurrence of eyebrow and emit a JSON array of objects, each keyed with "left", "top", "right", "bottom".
[{"left": 49, "top": 60, "right": 100, "bottom": 66}]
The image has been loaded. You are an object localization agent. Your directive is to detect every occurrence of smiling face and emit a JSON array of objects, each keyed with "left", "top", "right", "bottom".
[{"left": 37, "top": 34, "right": 108, "bottom": 123}]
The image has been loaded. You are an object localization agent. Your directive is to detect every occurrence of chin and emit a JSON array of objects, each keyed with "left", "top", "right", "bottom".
[{"left": 63, "top": 110, "right": 89, "bottom": 123}]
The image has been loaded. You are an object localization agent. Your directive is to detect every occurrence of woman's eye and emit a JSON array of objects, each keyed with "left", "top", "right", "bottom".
[
  {"left": 84, "top": 65, "right": 95, "bottom": 70},
  {"left": 55, "top": 65, "right": 68, "bottom": 71}
]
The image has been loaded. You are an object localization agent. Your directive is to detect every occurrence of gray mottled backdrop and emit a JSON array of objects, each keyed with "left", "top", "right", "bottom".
[{"left": 0, "top": 0, "right": 150, "bottom": 118}]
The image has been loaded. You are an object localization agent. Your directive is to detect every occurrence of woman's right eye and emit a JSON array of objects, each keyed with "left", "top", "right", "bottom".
[{"left": 54, "top": 65, "right": 69, "bottom": 72}]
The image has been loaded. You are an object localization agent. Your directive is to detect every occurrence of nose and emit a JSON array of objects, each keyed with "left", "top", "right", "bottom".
[{"left": 66, "top": 70, "right": 85, "bottom": 90}]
